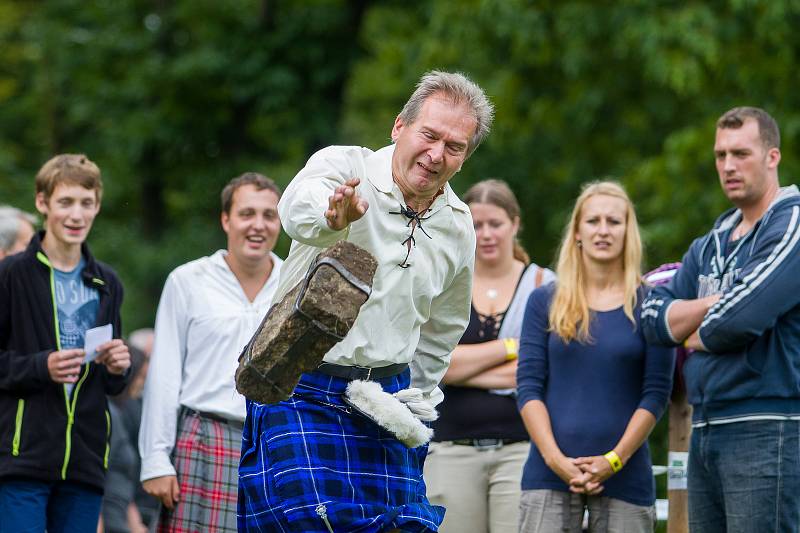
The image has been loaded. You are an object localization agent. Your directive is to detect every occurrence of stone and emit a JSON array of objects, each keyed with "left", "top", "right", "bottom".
[{"left": 235, "top": 240, "right": 377, "bottom": 404}]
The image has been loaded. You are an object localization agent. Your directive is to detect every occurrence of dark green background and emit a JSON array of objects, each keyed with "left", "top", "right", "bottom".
[{"left": 3, "top": 1, "right": 796, "bottom": 514}]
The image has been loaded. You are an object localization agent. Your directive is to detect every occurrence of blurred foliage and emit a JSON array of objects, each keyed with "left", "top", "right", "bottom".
[
  {"left": 3, "top": 0, "right": 798, "bottom": 327},
  {"left": 344, "top": 0, "right": 800, "bottom": 269},
  {"left": 3, "top": 0, "right": 800, "bottom": 495},
  {"left": 0, "top": 0, "right": 370, "bottom": 328}
]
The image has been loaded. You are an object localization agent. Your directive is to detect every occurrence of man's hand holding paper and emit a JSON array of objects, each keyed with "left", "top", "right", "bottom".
[{"left": 94, "top": 338, "right": 131, "bottom": 375}]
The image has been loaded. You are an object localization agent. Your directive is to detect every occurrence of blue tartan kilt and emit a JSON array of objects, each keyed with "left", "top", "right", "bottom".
[{"left": 238, "top": 368, "right": 445, "bottom": 532}]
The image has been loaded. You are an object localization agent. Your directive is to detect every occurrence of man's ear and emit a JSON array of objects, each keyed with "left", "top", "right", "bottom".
[
  {"left": 220, "top": 211, "right": 230, "bottom": 234},
  {"left": 390, "top": 114, "right": 404, "bottom": 143},
  {"left": 768, "top": 147, "right": 781, "bottom": 169},
  {"left": 34, "top": 192, "right": 48, "bottom": 216}
]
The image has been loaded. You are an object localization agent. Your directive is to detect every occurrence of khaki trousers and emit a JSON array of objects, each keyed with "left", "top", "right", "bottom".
[
  {"left": 424, "top": 440, "right": 529, "bottom": 533},
  {"left": 518, "top": 489, "right": 656, "bottom": 533}
]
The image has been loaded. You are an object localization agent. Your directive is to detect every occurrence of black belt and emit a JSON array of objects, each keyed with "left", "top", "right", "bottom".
[
  {"left": 184, "top": 408, "right": 244, "bottom": 430},
  {"left": 316, "top": 362, "right": 408, "bottom": 381},
  {"left": 450, "top": 438, "right": 526, "bottom": 450}
]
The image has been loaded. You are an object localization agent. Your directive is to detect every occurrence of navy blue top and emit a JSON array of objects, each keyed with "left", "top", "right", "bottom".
[
  {"left": 642, "top": 188, "right": 800, "bottom": 425},
  {"left": 517, "top": 284, "right": 674, "bottom": 506}
]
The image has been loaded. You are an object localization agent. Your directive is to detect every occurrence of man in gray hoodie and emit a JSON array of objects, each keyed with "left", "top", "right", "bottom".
[{"left": 642, "top": 107, "right": 800, "bottom": 533}]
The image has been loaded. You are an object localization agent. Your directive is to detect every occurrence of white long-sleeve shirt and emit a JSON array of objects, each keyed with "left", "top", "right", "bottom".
[
  {"left": 139, "top": 250, "right": 282, "bottom": 481},
  {"left": 276, "top": 144, "right": 475, "bottom": 407}
]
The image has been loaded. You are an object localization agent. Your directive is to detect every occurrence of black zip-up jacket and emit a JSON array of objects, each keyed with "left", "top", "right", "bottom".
[{"left": 0, "top": 232, "right": 128, "bottom": 490}]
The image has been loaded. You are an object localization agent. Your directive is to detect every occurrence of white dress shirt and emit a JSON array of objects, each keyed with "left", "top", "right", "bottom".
[
  {"left": 276, "top": 144, "right": 475, "bottom": 407},
  {"left": 139, "top": 250, "right": 282, "bottom": 481}
]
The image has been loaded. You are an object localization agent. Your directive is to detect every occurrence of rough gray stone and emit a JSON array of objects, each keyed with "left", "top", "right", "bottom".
[{"left": 235, "top": 240, "right": 377, "bottom": 404}]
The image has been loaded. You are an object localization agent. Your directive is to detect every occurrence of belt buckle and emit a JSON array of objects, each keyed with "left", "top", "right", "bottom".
[
  {"left": 473, "top": 438, "right": 503, "bottom": 451},
  {"left": 352, "top": 365, "right": 371, "bottom": 380}
]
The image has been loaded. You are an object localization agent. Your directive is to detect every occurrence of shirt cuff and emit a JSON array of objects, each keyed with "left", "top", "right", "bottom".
[
  {"left": 311, "top": 214, "right": 350, "bottom": 247},
  {"left": 662, "top": 299, "right": 680, "bottom": 344},
  {"left": 140, "top": 452, "right": 177, "bottom": 482},
  {"left": 426, "top": 386, "right": 444, "bottom": 408}
]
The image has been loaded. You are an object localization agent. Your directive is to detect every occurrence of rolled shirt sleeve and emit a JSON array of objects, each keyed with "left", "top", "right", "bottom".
[
  {"left": 275, "top": 144, "right": 476, "bottom": 405},
  {"left": 278, "top": 146, "right": 367, "bottom": 247},
  {"left": 139, "top": 273, "right": 188, "bottom": 481},
  {"left": 411, "top": 231, "right": 475, "bottom": 405}
]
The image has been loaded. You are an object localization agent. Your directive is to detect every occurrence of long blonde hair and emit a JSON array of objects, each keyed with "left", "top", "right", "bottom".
[{"left": 549, "top": 181, "right": 643, "bottom": 343}]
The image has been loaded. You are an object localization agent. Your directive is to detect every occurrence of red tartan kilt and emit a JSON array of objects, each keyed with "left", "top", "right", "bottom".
[{"left": 158, "top": 409, "right": 243, "bottom": 533}]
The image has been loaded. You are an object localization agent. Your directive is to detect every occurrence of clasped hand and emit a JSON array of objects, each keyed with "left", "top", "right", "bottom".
[{"left": 552, "top": 454, "right": 615, "bottom": 495}]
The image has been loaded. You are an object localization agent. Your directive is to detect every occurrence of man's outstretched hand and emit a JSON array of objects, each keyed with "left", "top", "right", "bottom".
[{"left": 325, "top": 178, "right": 369, "bottom": 231}]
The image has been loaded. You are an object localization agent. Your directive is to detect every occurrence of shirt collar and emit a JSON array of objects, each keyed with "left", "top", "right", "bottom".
[
  {"left": 364, "top": 144, "right": 470, "bottom": 214},
  {"left": 210, "top": 249, "right": 231, "bottom": 270},
  {"left": 210, "top": 249, "right": 282, "bottom": 286}
]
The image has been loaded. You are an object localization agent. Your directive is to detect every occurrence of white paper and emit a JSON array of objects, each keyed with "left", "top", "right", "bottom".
[
  {"left": 667, "top": 450, "right": 689, "bottom": 490},
  {"left": 84, "top": 323, "right": 113, "bottom": 363}
]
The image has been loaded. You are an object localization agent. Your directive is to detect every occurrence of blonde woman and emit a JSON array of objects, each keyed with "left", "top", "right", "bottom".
[
  {"left": 516, "top": 181, "right": 674, "bottom": 532},
  {"left": 424, "top": 179, "right": 554, "bottom": 533}
]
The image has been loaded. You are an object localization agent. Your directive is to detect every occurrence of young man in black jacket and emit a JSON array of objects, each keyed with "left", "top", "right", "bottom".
[{"left": 0, "top": 154, "right": 130, "bottom": 533}]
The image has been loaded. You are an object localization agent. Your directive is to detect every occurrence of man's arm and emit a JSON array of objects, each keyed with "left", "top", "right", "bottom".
[
  {"left": 665, "top": 295, "right": 721, "bottom": 344},
  {"left": 0, "top": 262, "right": 68, "bottom": 391},
  {"left": 279, "top": 146, "right": 370, "bottom": 247},
  {"left": 410, "top": 237, "right": 475, "bottom": 405},
  {"left": 138, "top": 272, "right": 188, "bottom": 497},
  {"left": 698, "top": 205, "right": 800, "bottom": 353},
  {"left": 99, "top": 278, "right": 130, "bottom": 395},
  {"left": 641, "top": 238, "right": 707, "bottom": 346}
]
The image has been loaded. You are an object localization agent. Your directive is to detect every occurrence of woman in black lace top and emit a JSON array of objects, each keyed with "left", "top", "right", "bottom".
[{"left": 424, "top": 179, "right": 554, "bottom": 533}]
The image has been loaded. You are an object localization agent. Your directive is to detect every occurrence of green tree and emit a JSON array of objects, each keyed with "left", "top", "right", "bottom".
[
  {"left": 343, "top": 0, "right": 800, "bottom": 268},
  {"left": 0, "top": 0, "right": 372, "bottom": 330}
]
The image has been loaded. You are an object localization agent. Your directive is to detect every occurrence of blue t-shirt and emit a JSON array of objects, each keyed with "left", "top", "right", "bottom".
[
  {"left": 516, "top": 285, "right": 674, "bottom": 506},
  {"left": 55, "top": 257, "right": 99, "bottom": 350}
]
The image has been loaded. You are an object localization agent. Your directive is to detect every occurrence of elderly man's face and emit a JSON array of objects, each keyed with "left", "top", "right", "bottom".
[
  {"left": 11, "top": 219, "right": 35, "bottom": 254},
  {"left": 390, "top": 94, "right": 477, "bottom": 205}
]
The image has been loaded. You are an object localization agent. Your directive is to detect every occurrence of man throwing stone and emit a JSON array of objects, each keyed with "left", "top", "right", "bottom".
[{"left": 238, "top": 71, "right": 493, "bottom": 532}]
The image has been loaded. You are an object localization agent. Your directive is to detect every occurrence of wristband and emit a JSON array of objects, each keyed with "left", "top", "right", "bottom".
[
  {"left": 502, "top": 338, "right": 518, "bottom": 360},
  {"left": 604, "top": 450, "right": 623, "bottom": 473}
]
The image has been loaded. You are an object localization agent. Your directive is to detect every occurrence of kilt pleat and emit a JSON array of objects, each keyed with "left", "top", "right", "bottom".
[
  {"left": 238, "top": 369, "right": 445, "bottom": 532},
  {"left": 158, "top": 409, "right": 242, "bottom": 533}
]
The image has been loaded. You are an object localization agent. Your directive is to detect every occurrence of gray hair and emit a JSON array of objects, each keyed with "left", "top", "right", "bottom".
[
  {"left": 398, "top": 70, "right": 494, "bottom": 158},
  {"left": 0, "top": 206, "right": 37, "bottom": 252},
  {"left": 128, "top": 328, "right": 155, "bottom": 356}
]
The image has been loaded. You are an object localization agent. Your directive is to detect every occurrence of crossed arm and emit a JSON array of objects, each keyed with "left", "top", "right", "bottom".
[
  {"left": 442, "top": 339, "right": 517, "bottom": 389},
  {"left": 665, "top": 295, "right": 720, "bottom": 350}
]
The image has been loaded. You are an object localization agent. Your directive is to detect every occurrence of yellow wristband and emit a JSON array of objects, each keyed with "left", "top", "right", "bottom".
[
  {"left": 604, "top": 450, "right": 623, "bottom": 473},
  {"left": 502, "top": 338, "right": 518, "bottom": 360}
]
